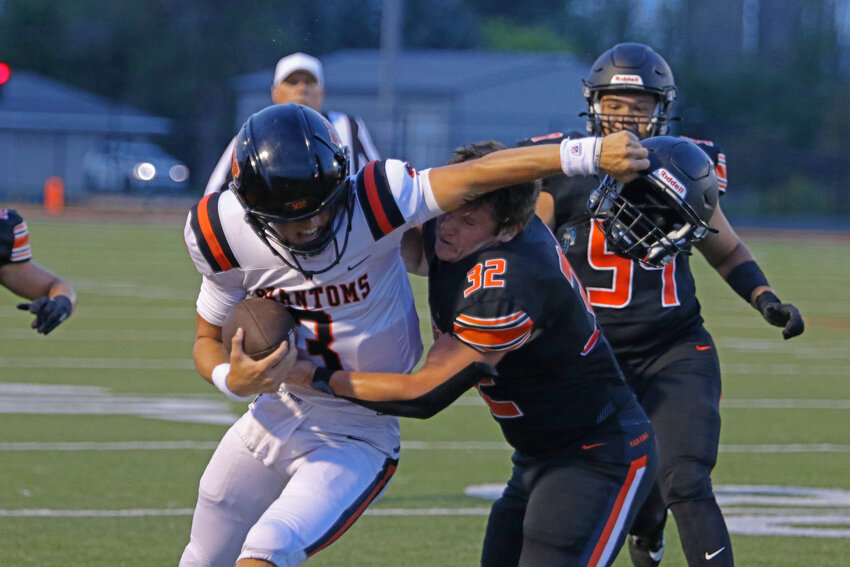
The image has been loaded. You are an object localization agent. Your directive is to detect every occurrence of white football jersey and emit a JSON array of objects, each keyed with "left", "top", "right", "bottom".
[{"left": 185, "top": 159, "right": 441, "bottom": 419}]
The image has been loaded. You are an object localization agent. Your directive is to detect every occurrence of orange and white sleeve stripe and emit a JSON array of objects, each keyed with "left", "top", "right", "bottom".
[
  {"left": 715, "top": 152, "right": 728, "bottom": 193},
  {"left": 452, "top": 310, "right": 534, "bottom": 352},
  {"left": 10, "top": 220, "right": 32, "bottom": 262}
]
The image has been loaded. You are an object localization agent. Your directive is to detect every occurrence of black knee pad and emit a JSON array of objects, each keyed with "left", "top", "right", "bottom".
[{"left": 658, "top": 458, "right": 713, "bottom": 505}]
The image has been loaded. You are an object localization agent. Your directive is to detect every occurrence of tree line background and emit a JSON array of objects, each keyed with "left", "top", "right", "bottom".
[{"left": 2, "top": 0, "right": 849, "bottom": 221}]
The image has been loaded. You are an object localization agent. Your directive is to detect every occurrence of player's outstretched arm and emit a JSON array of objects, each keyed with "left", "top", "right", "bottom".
[
  {"left": 1, "top": 260, "right": 76, "bottom": 335},
  {"left": 427, "top": 130, "right": 648, "bottom": 213},
  {"left": 696, "top": 204, "right": 804, "bottom": 339},
  {"left": 284, "top": 334, "right": 504, "bottom": 418},
  {"left": 193, "top": 314, "right": 294, "bottom": 400}
]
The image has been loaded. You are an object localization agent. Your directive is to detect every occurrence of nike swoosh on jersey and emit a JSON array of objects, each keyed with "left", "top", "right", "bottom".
[
  {"left": 705, "top": 547, "right": 726, "bottom": 560},
  {"left": 581, "top": 442, "right": 607, "bottom": 450},
  {"left": 696, "top": 345, "right": 712, "bottom": 351},
  {"left": 347, "top": 256, "right": 371, "bottom": 271}
]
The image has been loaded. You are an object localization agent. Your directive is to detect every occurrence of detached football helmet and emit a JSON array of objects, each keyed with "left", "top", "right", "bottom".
[
  {"left": 231, "top": 103, "right": 354, "bottom": 276},
  {"left": 583, "top": 43, "right": 677, "bottom": 138},
  {"left": 587, "top": 136, "right": 719, "bottom": 268}
]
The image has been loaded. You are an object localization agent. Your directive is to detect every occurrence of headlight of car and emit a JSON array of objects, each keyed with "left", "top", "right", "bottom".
[
  {"left": 169, "top": 164, "right": 190, "bottom": 183},
  {"left": 133, "top": 162, "right": 157, "bottom": 181}
]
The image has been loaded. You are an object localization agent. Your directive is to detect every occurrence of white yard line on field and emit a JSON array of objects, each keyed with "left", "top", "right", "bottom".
[
  {"left": 0, "top": 507, "right": 493, "bottom": 518},
  {"left": 70, "top": 279, "right": 197, "bottom": 301},
  {"left": 0, "top": 357, "right": 194, "bottom": 370}
]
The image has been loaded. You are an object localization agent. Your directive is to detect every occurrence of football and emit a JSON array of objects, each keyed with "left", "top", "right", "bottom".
[{"left": 221, "top": 297, "right": 297, "bottom": 361}]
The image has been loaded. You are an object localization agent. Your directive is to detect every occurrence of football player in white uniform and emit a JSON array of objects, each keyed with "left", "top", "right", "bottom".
[{"left": 180, "top": 103, "right": 648, "bottom": 567}]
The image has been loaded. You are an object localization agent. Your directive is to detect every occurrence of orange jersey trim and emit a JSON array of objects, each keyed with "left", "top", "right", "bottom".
[
  {"left": 197, "top": 194, "right": 233, "bottom": 272},
  {"left": 454, "top": 311, "right": 534, "bottom": 352},
  {"left": 588, "top": 455, "right": 648, "bottom": 566},
  {"left": 363, "top": 161, "right": 394, "bottom": 236}
]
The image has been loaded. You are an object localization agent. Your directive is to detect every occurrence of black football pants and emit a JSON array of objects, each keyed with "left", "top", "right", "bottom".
[
  {"left": 618, "top": 326, "right": 734, "bottom": 567},
  {"left": 481, "top": 402, "right": 657, "bottom": 567}
]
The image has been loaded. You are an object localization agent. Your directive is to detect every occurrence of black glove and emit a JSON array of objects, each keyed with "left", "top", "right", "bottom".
[
  {"left": 754, "top": 291, "right": 804, "bottom": 340},
  {"left": 17, "top": 296, "right": 73, "bottom": 335}
]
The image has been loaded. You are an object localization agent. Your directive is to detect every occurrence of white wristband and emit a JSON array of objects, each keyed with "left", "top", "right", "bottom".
[
  {"left": 559, "top": 137, "right": 600, "bottom": 177},
  {"left": 211, "top": 363, "right": 253, "bottom": 402}
]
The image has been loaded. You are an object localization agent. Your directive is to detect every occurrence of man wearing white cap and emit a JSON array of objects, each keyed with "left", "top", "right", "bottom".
[{"left": 204, "top": 52, "right": 380, "bottom": 196}]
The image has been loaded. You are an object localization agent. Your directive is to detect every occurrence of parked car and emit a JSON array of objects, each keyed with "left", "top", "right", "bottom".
[{"left": 83, "top": 140, "right": 190, "bottom": 193}]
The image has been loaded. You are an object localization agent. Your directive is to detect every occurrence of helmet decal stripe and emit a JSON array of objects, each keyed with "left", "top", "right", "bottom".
[
  {"left": 189, "top": 193, "right": 240, "bottom": 273},
  {"left": 356, "top": 160, "right": 405, "bottom": 241}
]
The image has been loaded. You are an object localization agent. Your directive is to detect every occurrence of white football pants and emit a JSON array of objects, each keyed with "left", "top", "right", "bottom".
[{"left": 179, "top": 409, "right": 398, "bottom": 567}]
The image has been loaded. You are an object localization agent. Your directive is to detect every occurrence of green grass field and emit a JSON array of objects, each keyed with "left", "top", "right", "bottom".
[{"left": 1, "top": 217, "right": 848, "bottom": 566}]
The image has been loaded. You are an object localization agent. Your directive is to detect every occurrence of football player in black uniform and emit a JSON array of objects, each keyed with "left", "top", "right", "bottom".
[
  {"left": 1, "top": 207, "right": 75, "bottom": 334},
  {"left": 284, "top": 141, "right": 659, "bottom": 566},
  {"left": 520, "top": 43, "right": 805, "bottom": 567}
]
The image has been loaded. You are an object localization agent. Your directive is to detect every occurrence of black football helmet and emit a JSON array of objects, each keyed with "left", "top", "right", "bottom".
[
  {"left": 230, "top": 103, "right": 354, "bottom": 277},
  {"left": 587, "top": 136, "right": 719, "bottom": 268},
  {"left": 583, "top": 43, "right": 677, "bottom": 138}
]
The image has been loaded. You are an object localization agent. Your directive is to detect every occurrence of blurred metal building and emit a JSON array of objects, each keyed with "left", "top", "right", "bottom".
[
  {"left": 0, "top": 70, "right": 172, "bottom": 202},
  {"left": 233, "top": 49, "right": 590, "bottom": 169}
]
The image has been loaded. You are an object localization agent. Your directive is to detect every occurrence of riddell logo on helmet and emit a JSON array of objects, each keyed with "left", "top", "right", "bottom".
[
  {"left": 289, "top": 199, "right": 308, "bottom": 210},
  {"left": 656, "top": 168, "right": 687, "bottom": 198},
  {"left": 611, "top": 74, "right": 644, "bottom": 86}
]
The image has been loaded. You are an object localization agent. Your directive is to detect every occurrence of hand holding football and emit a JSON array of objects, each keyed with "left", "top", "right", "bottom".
[{"left": 222, "top": 298, "right": 297, "bottom": 361}]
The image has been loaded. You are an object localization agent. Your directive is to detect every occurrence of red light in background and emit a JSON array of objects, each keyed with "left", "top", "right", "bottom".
[{"left": 0, "top": 63, "right": 11, "bottom": 85}]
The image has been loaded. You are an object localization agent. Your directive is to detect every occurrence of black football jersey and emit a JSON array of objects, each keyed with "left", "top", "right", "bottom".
[
  {"left": 518, "top": 133, "right": 728, "bottom": 356},
  {"left": 0, "top": 208, "right": 32, "bottom": 267},
  {"left": 425, "top": 216, "right": 635, "bottom": 455}
]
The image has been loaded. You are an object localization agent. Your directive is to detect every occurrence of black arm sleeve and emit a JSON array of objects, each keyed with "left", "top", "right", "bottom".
[{"left": 341, "top": 362, "right": 498, "bottom": 419}]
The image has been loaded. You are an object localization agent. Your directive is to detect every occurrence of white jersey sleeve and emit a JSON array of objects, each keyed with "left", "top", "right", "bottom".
[
  {"left": 196, "top": 275, "right": 247, "bottom": 326},
  {"left": 352, "top": 159, "right": 442, "bottom": 242},
  {"left": 183, "top": 195, "right": 250, "bottom": 326}
]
